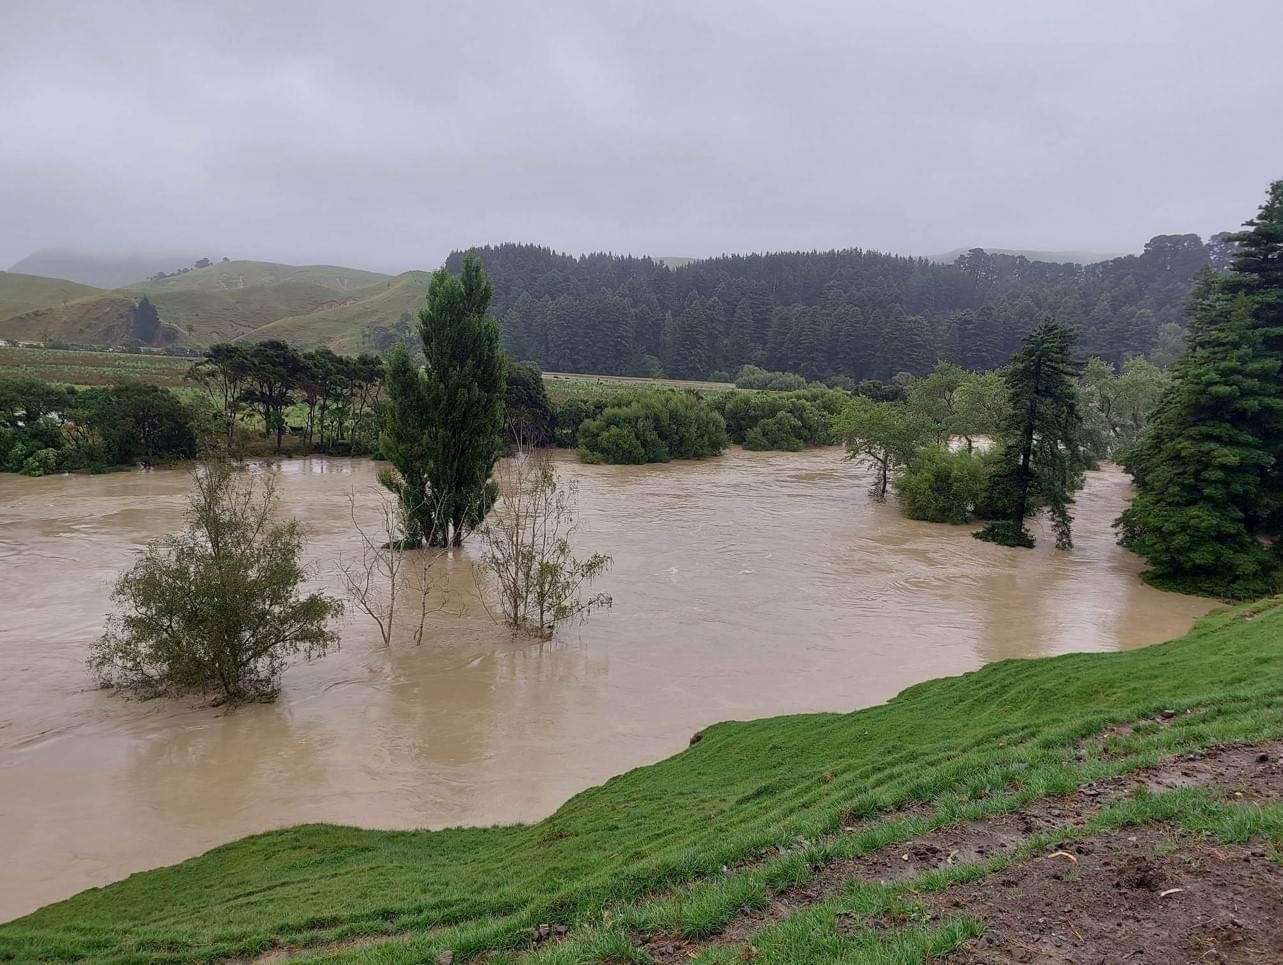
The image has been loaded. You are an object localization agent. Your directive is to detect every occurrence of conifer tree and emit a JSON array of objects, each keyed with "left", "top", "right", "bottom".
[
  {"left": 1116, "top": 181, "right": 1283, "bottom": 597},
  {"left": 131, "top": 295, "right": 161, "bottom": 343},
  {"left": 975, "top": 319, "right": 1086, "bottom": 548}
]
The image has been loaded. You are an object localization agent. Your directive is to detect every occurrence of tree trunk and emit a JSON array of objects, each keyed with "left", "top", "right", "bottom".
[{"left": 1015, "top": 356, "right": 1042, "bottom": 523}]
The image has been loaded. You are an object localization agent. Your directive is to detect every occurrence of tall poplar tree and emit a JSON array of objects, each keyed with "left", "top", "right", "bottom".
[
  {"left": 380, "top": 253, "right": 507, "bottom": 546},
  {"left": 1117, "top": 181, "right": 1283, "bottom": 598},
  {"left": 975, "top": 319, "right": 1086, "bottom": 549}
]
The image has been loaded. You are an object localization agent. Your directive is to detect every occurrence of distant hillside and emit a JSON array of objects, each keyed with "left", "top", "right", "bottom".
[
  {"left": 0, "top": 272, "right": 102, "bottom": 324},
  {"left": 8, "top": 249, "right": 201, "bottom": 288},
  {"left": 454, "top": 234, "right": 1227, "bottom": 380},
  {"left": 928, "top": 247, "right": 1130, "bottom": 266},
  {"left": 136, "top": 259, "right": 389, "bottom": 293},
  {"left": 0, "top": 235, "right": 1228, "bottom": 378},
  {"left": 247, "top": 271, "right": 432, "bottom": 352},
  {"left": 0, "top": 260, "right": 427, "bottom": 352}
]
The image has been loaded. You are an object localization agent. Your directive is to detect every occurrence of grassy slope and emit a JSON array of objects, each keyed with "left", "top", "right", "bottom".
[
  {"left": 2, "top": 597, "right": 1282, "bottom": 963},
  {"left": 149, "top": 283, "right": 373, "bottom": 345},
  {"left": 134, "top": 261, "right": 390, "bottom": 293},
  {"left": 244, "top": 271, "right": 432, "bottom": 352},
  {"left": 0, "top": 262, "right": 400, "bottom": 350},
  {"left": 0, "top": 272, "right": 102, "bottom": 323},
  {"left": 0, "top": 282, "right": 383, "bottom": 349}
]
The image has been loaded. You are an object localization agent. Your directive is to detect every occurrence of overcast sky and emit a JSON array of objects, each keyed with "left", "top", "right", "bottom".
[{"left": 3, "top": 0, "right": 1281, "bottom": 273}]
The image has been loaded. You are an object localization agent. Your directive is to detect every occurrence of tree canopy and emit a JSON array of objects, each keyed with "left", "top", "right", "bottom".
[
  {"left": 1117, "top": 181, "right": 1283, "bottom": 598},
  {"left": 975, "top": 319, "right": 1087, "bottom": 549},
  {"left": 445, "top": 235, "right": 1230, "bottom": 383},
  {"left": 380, "top": 253, "right": 507, "bottom": 546}
]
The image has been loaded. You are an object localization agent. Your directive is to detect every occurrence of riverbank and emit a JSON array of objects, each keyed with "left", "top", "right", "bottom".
[
  {"left": 0, "top": 451, "right": 1212, "bottom": 922},
  {"left": 2, "top": 594, "right": 1281, "bottom": 961}
]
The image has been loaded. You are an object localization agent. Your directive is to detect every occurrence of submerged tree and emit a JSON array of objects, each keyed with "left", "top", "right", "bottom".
[
  {"left": 832, "top": 396, "right": 934, "bottom": 500},
  {"left": 1117, "top": 180, "right": 1283, "bottom": 598},
  {"left": 89, "top": 462, "right": 343, "bottom": 703},
  {"left": 380, "top": 254, "right": 507, "bottom": 546},
  {"left": 479, "top": 451, "right": 612, "bottom": 637},
  {"left": 975, "top": 319, "right": 1086, "bottom": 549},
  {"left": 908, "top": 361, "right": 1010, "bottom": 452},
  {"left": 503, "top": 360, "right": 554, "bottom": 448},
  {"left": 1078, "top": 355, "right": 1167, "bottom": 459},
  {"left": 338, "top": 488, "right": 441, "bottom": 648}
]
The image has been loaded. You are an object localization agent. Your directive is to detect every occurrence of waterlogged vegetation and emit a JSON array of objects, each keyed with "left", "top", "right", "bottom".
[
  {"left": 3, "top": 174, "right": 1283, "bottom": 959},
  {"left": 577, "top": 391, "right": 729, "bottom": 464},
  {"left": 2, "top": 596, "right": 1281, "bottom": 961},
  {"left": 0, "top": 378, "right": 199, "bottom": 474}
]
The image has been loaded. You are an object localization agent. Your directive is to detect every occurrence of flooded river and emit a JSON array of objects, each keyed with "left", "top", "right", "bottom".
[{"left": 0, "top": 449, "right": 1214, "bottom": 921}]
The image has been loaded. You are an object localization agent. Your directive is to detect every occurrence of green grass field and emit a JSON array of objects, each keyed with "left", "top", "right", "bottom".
[
  {"left": 0, "top": 347, "right": 197, "bottom": 387},
  {"left": 2, "top": 596, "right": 1281, "bottom": 963},
  {"left": 0, "top": 272, "right": 101, "bottom": 323},
  {"left": 542, "top": 373, "right": 735, "bottom": 404},
  {"left": 135, "top": 260, "right": 390, "bottom": 294},
  {"left": 0, "top": 347, "right": 738, "bottom": 403}
]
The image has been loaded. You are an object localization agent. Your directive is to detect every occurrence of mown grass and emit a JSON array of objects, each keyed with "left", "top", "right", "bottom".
[{"left": 2, "top": 600, "right": 1281, "bottom": 963}]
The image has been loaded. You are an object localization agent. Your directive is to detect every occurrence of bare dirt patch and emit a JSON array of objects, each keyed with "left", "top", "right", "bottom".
[
  {"left": 642, "top": 741, "right": 1283, "bottom": 964},
  {"left": 934, "top": 828, "right": 1283, "bottom": 963}
]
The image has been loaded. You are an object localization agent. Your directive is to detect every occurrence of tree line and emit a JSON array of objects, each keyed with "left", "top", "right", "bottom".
[
  {"left": 189, "top": 341, "right": 386, "bottom": 454},
  {"left": 1119, "top": 180, "right": 1283, "bottom": 598},
  {"left": 446, "top": 233, "right": 1232, "bottom": 383},
  {"left": 0, "top": 378, "right": 199, "bottom": 475}
]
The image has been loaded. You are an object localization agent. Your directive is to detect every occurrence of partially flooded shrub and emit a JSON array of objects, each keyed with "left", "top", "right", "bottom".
[
  {"left": 89, "top": 461, "right": 343, "bottom": 703},
  {"left": 894, "top": 448, "right": 987, "bottom": 524},
  {"left": 577, "top": 391, "right": 726, "bottom": 464}
]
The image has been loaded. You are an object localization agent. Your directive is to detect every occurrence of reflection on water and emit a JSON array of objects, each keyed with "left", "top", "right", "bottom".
[{"left": 0, "top": 449, "right": 1213, "bottom": 920}]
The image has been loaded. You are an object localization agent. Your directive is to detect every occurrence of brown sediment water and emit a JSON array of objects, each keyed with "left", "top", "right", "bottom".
[{"left": 0, "top": 448, "right": 1213, "bottom": 922}]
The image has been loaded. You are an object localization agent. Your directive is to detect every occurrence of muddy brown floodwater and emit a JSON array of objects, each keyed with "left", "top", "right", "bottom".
[{"left": 0, "top": 448, "right": 1214, "bottom": 922}]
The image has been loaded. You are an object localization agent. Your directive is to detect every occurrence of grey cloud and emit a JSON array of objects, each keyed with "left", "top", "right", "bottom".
[{"left": 2, "top": 0, "right": 1281, "bottom": 272}]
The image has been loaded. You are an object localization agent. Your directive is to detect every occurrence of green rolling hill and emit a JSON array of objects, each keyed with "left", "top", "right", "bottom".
[
  {"left": 136, "top": 259, "right": 390, "bottom": 293},
  {"left": 0, "top": 272, "right": 103, "bottom": 325},
  {"left": 0, "top": 261, "right": 429, "bottom": 352},
  {"left": 245, "top": 270, "right": 433, "bottom": 352}
]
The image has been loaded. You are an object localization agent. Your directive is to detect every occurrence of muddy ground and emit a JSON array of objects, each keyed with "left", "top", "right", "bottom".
[{"left": 642, "top": 742, "right": 1283, "bottom": 964}]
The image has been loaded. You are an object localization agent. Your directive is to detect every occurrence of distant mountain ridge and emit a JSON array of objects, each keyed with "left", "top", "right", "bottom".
[{"left": 8, "top": 248, "right": 206, "bottom": 289}]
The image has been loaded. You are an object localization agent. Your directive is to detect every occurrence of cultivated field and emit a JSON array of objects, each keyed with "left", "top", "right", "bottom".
[{"left": 0, "top": 347, "right": 198, "bottom": 387}]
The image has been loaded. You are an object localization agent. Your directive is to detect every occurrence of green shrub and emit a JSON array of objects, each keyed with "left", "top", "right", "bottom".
[
  {"left": 974, "top": 519, "right": 1037, "bottom": 548},
  {"left": 1, "top": 376, "right": 200, "bottom": 474},
  {"left": 577, "top": 391, "right": 727, "bottom": 464},
  {"left": 504, "top": 361, "right": 554, "bottom": 447},
  {"left": 714, "top": 390, "right": 841, "bottom": 450},
  {"left": 582, "top": 424, "right": 647, "bottom": 464},
  {"left": 20, "top": 447, "right": 63, "bottom": 477},
  {"left": 733, "top": 365, "right": 808, "bottom": 391},
  {"left": 552, "top": 397, "right": 609, "bottom": 447},
  {"left": 893, "top": 447, "right": 987, "bottom": 523},
  {"left": 743, "top": 411, "right": 805, "bottom": 451}
]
